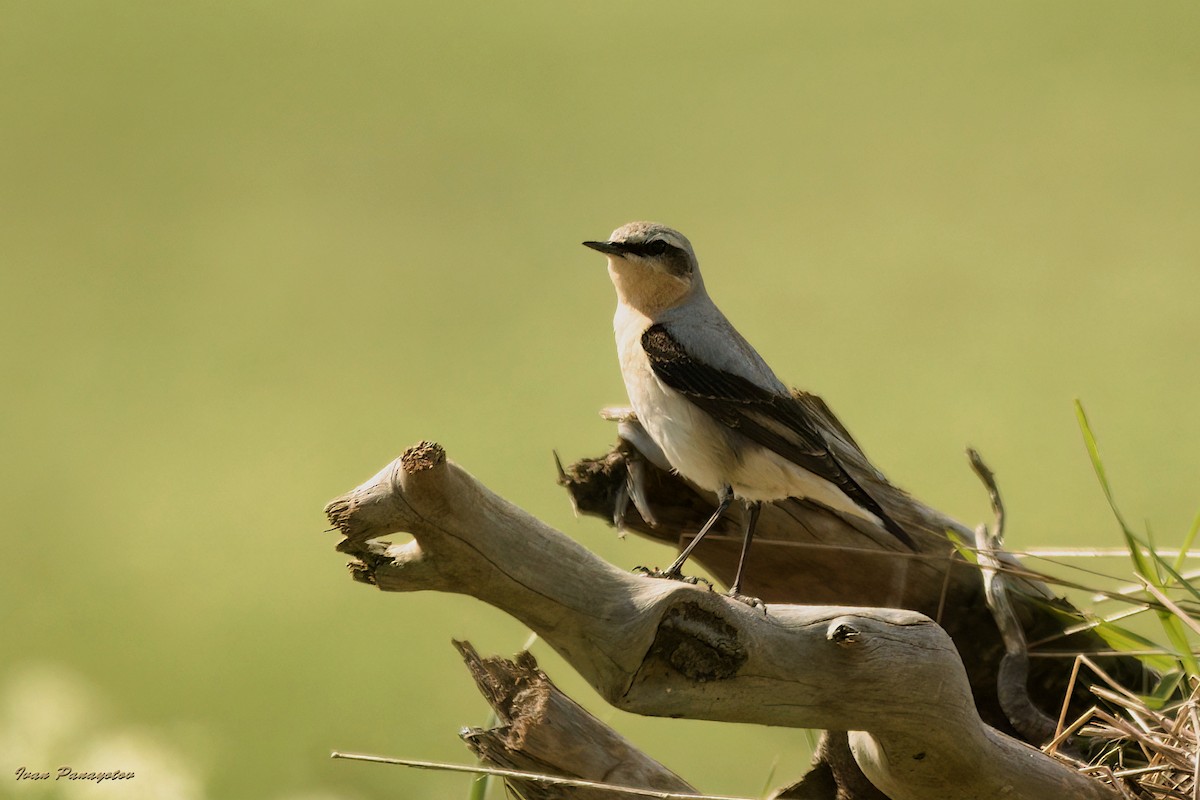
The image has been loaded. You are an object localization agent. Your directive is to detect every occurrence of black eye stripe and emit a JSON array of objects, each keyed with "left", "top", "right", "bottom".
[{"left": 623, "top": 239, "right": 677, "bottom": 257}]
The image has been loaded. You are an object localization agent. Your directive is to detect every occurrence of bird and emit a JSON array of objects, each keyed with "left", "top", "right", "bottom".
[{"left": 583, "top": 221, "right": 914, "bottom": 602}]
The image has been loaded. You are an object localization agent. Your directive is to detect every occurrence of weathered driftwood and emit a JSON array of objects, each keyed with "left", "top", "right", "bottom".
[
  {"left": 456, "top": 640, "right": 695, "bottom": 800},
  {"left": 566, "top": 415, "right": 1152, "bottom": 797},
  {"left": 325, "top": 441, "right": 1119, "bottom": 800},
  {"left": 561, "top": 413, "right": 1150, "bottom": 739}
]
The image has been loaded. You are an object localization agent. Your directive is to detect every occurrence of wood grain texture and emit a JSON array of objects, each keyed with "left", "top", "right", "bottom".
[{"left": 326, "top": 441, "right": 1119, "bottom": 800}]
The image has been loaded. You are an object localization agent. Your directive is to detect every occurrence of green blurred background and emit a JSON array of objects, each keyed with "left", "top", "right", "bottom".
[{"left": 2, "top": 2, "right": 1198, "bottom": 798}]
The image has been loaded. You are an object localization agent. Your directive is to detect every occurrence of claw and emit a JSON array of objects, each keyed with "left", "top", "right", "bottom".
[
  {"left": 726, "top": 592, "right": 766, "bottom": 611},
  {"left": 632, "top": 566, "right": 712, "bottom": 589}
]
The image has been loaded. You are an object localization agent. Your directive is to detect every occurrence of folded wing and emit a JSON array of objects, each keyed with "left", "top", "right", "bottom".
[{"left": 641, "top": 324, "right": 914, "bottom": 548}]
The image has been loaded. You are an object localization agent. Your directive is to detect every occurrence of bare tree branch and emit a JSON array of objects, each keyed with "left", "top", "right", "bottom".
[{"left": 326, "top": 441, "right": 1120, "bottom": 800}]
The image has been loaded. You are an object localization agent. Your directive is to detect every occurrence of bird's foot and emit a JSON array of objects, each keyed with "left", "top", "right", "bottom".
[
  {"left": 725, "top": 591, "right": 766, "bottom": 611},
  {"left": 632, "top": 566, "right": 712, "bottom": 588}
]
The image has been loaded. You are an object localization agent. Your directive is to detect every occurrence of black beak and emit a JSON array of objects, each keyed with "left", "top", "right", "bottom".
[{"left": 582, "top": 240, "right": 627, "bottom": 256}]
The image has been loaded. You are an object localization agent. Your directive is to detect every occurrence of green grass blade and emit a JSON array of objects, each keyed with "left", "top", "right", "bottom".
[
  {"left": 1090, "top": 618, "right": 1179, "bottom": 673},
  {"left": 1145, "top": 520, "right": 1164, "bottom": 584},
  {"left": 758, "top": 757, "right": 779, "bottom": 800},
  {"left": 1075, "top": 401, "right": 1131, "bottom": 531},
  {"left": 1156, "top": 611, "right": 1200, "bottom": 678},
  {"left": 1075, "top": 400, "right": 1156, "bottom": 580},
  {"left": 467, "top": 706, "right": 501, "bottom": 800},
  {"left": 1144, "top": 669, "right": 1185, "bottom": 710},
  {"left": 1076, "top": 400, "right": 1200, "bottom": 676},
  {"left": 1073, "top": 401, "right": 1200, "bottom": 599},
  {"left": 950, "top": 537, "right": 979, "bottom": 565},
  {"left": 1150, "top": 552, "right": 1200, "bottom": 604},
  {"left": 1132, "top": 531, "right": 1200, "bottom": 605},
  {"left": 467, "top": 774, "right": 491, "bottom": 800},
  {"left": 1171, "top": 510, "right": 1200, "bottom": 576}
]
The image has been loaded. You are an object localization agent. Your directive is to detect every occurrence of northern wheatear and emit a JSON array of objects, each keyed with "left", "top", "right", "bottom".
[{"left": 584, "top": 221, "right": 913, "bottom": 600}]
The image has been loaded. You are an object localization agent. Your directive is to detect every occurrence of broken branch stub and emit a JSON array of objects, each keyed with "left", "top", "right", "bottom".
[{"left": 456, "top": 640, "right": 695, "bottom": 800}]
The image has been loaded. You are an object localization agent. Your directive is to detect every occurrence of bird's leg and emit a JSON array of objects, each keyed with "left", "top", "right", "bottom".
[
  {"left": 657, "top": 485, "right": 733, "bottom": 580},
  {"left": 727, "top": 501, "right": 763, "bottom": 607}
]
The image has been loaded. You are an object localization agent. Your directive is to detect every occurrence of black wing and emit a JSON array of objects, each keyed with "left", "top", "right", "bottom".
[{"left": 641, "top": 324, "right": 914, "bottom": 548}]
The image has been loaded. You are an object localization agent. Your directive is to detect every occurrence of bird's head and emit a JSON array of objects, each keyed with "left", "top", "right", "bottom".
[{"left": 583, "top": 222, "right": 702, "bottom": 314}]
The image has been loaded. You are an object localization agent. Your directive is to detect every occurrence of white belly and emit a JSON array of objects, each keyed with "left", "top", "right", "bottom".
[{"left": 615, "top": 316, "right": 881, "bottom": 524}]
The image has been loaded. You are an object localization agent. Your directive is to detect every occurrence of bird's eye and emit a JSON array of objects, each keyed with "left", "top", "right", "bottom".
[{"left": 643, "top": 239, "right": 669, "bottom": 256}]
